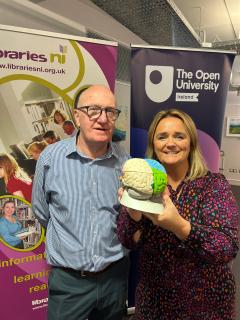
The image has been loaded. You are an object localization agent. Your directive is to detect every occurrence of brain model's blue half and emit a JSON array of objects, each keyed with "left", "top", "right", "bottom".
[{"left": 145, "top": 159, "right": 166, "bottom": 172}]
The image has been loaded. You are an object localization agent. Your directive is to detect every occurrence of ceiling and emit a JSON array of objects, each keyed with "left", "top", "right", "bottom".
[
  {"left": 90, "top": 0, "right": 201, "bottom": 47},
  {"left": 28, "top": 0, "right": 240, "bottom": 49},
  {"left": 88, "top": 0, "right": 240, "bottom": 86},
  {"left": 26, "top": 0, "right": 240, "bottom": 85},
  {"left": 88, "top": 0, "right": 240, "bottom": 90},
  {"left": 90, "top": 0, "right": 240, "bottom": 49},
  {"left": 173, "top": 0, "right": 240, "bottom": 45}
]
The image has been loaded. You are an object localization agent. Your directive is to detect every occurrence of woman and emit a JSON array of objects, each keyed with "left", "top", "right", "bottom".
[
  {"left": 0, "top": 200, "right": 25, "bottom": 249},
  {"left": 0, "top": 154, "right": 32, "bottom": 202},
  {"left": 49, "top": 109, "right": 69, "bottom": 139},
  {"left": 27, "top": 141, "right": 47, "bottom": 160},
  {"left": 117, "top": 109, "right": 239, "bottom": 319}
]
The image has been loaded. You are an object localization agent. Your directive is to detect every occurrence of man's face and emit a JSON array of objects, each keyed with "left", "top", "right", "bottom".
[
  {"left": 63, "top": 124, "right": 74, "bottom": 135},
  {"left": 44, "top": 137, "right": 57, "bottom": 144},
  {"left": 74, "top": 87, "right": 116, "bottom": 145}
]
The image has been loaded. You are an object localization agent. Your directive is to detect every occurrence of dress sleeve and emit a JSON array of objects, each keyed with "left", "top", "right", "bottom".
[
  {"left": 117, "top": 206, "right": 145, "bottom": 250},
  {"left": 32, "top": 152, "right": 51, "bottom": 228},
  {"left": 185, "top": 174, "right": 239, "bottom": 263}
]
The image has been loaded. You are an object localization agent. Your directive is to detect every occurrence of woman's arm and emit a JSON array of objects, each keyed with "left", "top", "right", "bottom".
[
  {"left": 142, "top": 174, "right": 239, "bottom": 264},
  {"left": 184, "top": 174, "right": 239, "bottom": 263},
  {"left": 143, "top": 193, "right": 191, "bottom": 240},
  {"left": 117, "top": 206, "right": 145, "bottom": 250},
  {"left": 13, "top": 190, "right": 25, "bottom": 199}
]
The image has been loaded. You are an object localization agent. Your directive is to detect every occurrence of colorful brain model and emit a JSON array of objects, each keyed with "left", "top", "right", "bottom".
[{"left": 121, "top": 158, "right": 167, "bottom": 200}]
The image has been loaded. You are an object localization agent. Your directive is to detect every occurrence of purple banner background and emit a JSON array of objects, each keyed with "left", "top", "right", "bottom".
[
  {"left": 0, "top": 29, "right": 117, "bottom": 320},
  {"left": 130, "top": 47, "right": 235, "bottom": 171},
  {"left": 0, "top": 241, "right": 49, "bottom": 319},
  {"left": 80, "top": 41, "right": 117, "bottom": 92}
]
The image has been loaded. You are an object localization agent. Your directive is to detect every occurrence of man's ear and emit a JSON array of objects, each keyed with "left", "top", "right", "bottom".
[{"left": 73, "top": 109, "right": 80, "bottom": 127}]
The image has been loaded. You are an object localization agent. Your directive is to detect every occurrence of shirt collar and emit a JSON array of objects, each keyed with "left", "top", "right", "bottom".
[
  {"left": 65, "top": 132, "right": 119, "bottom": 160},
  {"left": 65, "top": 135, "right": 79, "bottom": 157}
]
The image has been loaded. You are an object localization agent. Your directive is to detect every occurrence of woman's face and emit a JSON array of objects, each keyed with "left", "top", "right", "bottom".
[
  {"left": 55, "top": 112, "right": 64, "bottom": 124},
  {"left": 29, "top": 150, "right": 41, "bottom": 161},
  {"left": 3, "top": 202, "right": 15, "bottom": 216},
  {"left": 0, "top": 167, "right": 5, "bottom": 179},
  {"left": 153, "top": 117, "right": 191, "bottom": 169}
]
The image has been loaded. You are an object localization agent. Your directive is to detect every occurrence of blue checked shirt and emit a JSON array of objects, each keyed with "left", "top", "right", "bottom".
[{"left": 32, "top": 136, "right": 129, "bottom": 271}]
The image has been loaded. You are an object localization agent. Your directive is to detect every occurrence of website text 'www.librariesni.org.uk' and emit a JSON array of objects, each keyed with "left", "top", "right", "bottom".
[{"left": 0, "top": 62, "right": 66, "bottom": 75}]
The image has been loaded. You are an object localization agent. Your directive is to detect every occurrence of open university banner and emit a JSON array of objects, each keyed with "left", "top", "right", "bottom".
[
  {"left": 0, "top": 25, "right": 118, "bottom": 320},
  {"left": 131, "top": 45, "right": 235, "bottom": 171}
]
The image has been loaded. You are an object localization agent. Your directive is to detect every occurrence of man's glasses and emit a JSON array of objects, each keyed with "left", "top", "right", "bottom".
[{"left": 77, "top": 105, "right": 121, "bottom": 121}]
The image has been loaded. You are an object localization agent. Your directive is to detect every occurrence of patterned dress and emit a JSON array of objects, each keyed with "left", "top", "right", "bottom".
[{"left": 117, "top": 172, "right": 239, "bottom": 320}]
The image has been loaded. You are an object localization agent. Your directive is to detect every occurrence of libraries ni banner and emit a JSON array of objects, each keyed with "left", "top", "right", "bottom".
[{"left": 0, "top": 25, "right": 117, "bottom": 320}]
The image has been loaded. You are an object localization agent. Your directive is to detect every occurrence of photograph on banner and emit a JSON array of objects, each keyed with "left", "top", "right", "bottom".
[
  {"left": 0, "top": 80, "right": 75, "bottom": 200},
  {"left": 0, "top": 195, "right": 42, "bottom": 250}
]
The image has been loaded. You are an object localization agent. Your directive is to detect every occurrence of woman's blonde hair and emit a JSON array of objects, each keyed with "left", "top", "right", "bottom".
[
  {"left": 0, "top": 153, "right": 32, "bottom": 184},
  {"left": 146, "top": 108, "right": 208, "bottom": 181},
  {"left": 27, "top": 141, "right": 47, "bottom": 154}
]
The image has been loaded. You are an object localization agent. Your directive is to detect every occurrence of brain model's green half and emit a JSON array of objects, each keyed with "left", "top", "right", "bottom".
[
  {"left": 145, "top": 159, "right": 167, "bottom": 194},
  {"left": 151, "top": 168, "right": 167, "bottom": 194}
]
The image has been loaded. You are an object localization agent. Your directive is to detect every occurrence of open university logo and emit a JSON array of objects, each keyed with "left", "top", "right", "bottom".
[{"left": 145, "top": 65, "right": 174, "bottom": 103}]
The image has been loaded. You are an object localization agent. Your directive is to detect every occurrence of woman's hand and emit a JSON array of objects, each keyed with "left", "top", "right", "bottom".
[
  {"left": 118, "top": 187, "right": 142, "bottom": 222},
  {"left": 143, "top": 192, "right": 191, "bottom": 240}
]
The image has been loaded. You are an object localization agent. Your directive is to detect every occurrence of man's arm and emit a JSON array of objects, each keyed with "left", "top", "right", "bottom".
[{"left": 32, "top": 154, "right": 50, "bottom": 229}]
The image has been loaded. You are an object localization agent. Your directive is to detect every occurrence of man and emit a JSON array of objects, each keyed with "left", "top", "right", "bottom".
[
  {"left": 62, "top": 119, "right": 78, "bottom": 137},
  {"left": 32, "top": 85, "right": 129, "bottom": 320},
  {"left": 43, "top": 130, "right": 60, "bottom": 144}
]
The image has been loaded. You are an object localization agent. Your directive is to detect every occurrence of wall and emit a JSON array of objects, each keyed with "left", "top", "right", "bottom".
[
  {"left": 38, "top": 0, "right": 147, "bottom": 46},
  {"left": 221, "top": 91, "right": 240, "bottom": 186},
  {"left": 0, "top": 0, "right": 146, "bottom": 46},
  {"left": 0, "top": 0, "right": 87, "bottom": 36}
]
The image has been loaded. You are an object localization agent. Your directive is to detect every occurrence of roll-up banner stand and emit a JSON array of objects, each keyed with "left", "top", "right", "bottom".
[
  {"left": 0, "top": 25, "right": 118, "bottom": 319},
  {"left": 129, "top": 45, "right": 235, "bottom": 306},
  {"left": 130, "top": 45, "right": 236, "bottom": 170}
]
